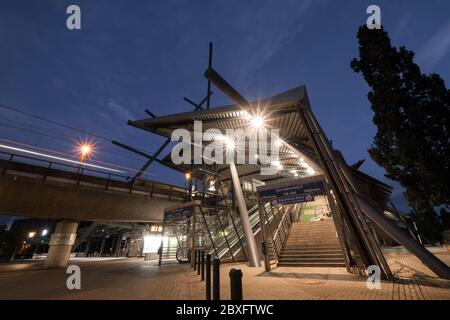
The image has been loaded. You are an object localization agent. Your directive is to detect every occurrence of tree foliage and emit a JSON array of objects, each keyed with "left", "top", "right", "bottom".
[{"left": 351, "top": 26, "right": 450, "bottom": 240}]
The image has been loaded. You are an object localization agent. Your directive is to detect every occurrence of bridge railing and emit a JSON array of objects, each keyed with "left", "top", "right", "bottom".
[{"left": 0, "top": 150, "right": 188, "bottom": 200}]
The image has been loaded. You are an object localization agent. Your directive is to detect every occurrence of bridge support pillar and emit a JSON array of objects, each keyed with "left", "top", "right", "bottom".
[
  {"left": 115, "top": 234, "right": 122, "bottom": 257},
  {"left": 44, "top": 220, "right": 78, "bottom": 268}
]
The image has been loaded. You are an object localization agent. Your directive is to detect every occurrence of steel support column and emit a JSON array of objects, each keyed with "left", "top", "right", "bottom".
[{"left": 229, "top": 161, "right": 260, "bottom": 267}]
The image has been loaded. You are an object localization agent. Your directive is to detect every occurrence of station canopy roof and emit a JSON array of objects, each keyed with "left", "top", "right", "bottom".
[
  {"left": 129, "top": 85, "right": 392, "bottom": 206},
  {"left": 129, "top": 86, "right": 320, "bottom": 184}
]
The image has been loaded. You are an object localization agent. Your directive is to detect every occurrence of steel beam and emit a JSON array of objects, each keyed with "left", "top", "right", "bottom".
[
  {"left": 355, "top": 193, "right": 450, "bottom": 280},
  {"left": 229, "top": 161, "right": 260, "bottom": 267}
]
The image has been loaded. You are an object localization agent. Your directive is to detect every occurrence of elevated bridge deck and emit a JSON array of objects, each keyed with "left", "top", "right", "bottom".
[{"left": 0, "top": 151, "right": 187, "bottom": 222}]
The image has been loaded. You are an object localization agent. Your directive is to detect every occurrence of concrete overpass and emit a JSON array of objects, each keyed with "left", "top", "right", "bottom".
[
  {"left": 0, "top": 151, "right": 187, "bottom": 268},
  {"left": 0, "top": 152, "right": 187, "bottom": 222}
]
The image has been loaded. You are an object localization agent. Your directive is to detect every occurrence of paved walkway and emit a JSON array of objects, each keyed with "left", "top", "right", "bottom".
[{"left": 0, "top": 252, "right": 449, "bottom": 300}]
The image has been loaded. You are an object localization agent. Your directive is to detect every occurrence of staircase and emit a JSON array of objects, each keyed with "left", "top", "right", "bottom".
[{"left": 277, "top": 219, "right": 346, "bottom": 267}]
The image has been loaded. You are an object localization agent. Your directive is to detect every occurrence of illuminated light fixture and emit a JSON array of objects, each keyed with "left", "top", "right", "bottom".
[
  {"left": 250, "top": 115, "right": 265, "bottom": 129},
  {"left": 0, "top": 143, "right": 124, "bottom": 173},
  {"left": 185, "top": 173, "right": 191, "bottom": 180},
  {"left": 28, "top": 232, "right": 36, "bottom": 238},
  {"left": 77, "top": 142, "right": 94, "bottom": 163},
  {"left": 294, "top": 173, "right": 299, "bottom": 177},
  {"left": 299, "top": 157, "right": 304, "bottom": 162},
  {"left": 300, "top": 161, "right": 309, "bottom": 168},
  {"left": 271, "top": 160, "right": 283, "bottom": 170},
  {"left": 41, "top": 229, "right": 48, "bottom": 236},
  {"left": 221, "top": 135, "right": 235, "bottom": 150},
  {"left": 80, "top": 144, "right": 91, "bottom": 156},
  {"left": 208, "top": 180, "right": 216, "bottom": 191},
  {"left": 275, "top": 139, "right": 283, "bottom": 147},
  {"left": 143, "top": 233, "right": 163, "bottom": 254},
  {"left": 254, "top": 154, "right": 259, "bottom": 159},
  {"left": 226, "top": 139, "right": 235, "bottom": 150}
]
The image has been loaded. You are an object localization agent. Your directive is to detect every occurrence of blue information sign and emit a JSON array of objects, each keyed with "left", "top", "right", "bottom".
[
  {"left": 164, "top": 205, "right": 194, "bottom": 222},
  {"left": 257, "top": 180, "right": 324, "bottom": 205}
]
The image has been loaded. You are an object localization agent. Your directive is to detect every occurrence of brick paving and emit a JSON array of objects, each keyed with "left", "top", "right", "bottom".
[
  {"left": 188, "top": 251, "right": 450, "bottom": 300},
  {"left": 0, "top": 251, "right": 449, "bottom": 300}
]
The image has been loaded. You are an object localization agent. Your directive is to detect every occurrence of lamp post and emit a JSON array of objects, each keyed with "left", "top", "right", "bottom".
[{"left": 77, "top": 143, "right": 93, "bottom": 174}]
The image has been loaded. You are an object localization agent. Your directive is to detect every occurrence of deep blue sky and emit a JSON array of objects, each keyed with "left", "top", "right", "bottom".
[{"left": 1, "top": 0, "right": 450, "bottom": 217}]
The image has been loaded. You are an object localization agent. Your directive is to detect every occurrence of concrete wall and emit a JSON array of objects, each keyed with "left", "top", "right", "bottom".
[{"left": 0, "top": 176, "right": 182, "bottom": 222}]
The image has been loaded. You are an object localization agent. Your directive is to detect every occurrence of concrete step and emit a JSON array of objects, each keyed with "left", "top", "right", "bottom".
[
  {"left": 278, "top": 258, "right": 345, "bottom": 264},
  {"left": 285, "top": 242, "right": 341, "bottom": 246},
  {"left": 277, "top": 261, "right": 346, "bottom": 267},
  {"left": 277, "top": 219, "right": 345, "bottom": 268},
  {"left": 283, "top": 244, "right": 341, "bottom": 250},
  {"left": 279, "top": 254, "right": 344, "bottom": 259},
  {"left": 281, "top": 249, "right": 343, "bottom": 254}
]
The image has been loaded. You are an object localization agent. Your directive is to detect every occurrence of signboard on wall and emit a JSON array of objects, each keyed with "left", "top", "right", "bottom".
[
  {"left": 257, "top": 175, "right": 325, "bottom": 205},
  {"left": 163, "top": 201, "right": 197, "bottom": 223}
]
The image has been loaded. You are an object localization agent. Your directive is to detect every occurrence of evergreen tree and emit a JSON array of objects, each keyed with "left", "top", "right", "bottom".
[{"left": 351, "top": 26, "right": 450, "bottom": 241}]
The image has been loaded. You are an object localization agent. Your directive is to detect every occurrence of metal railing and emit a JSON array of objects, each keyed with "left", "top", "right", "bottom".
[
  {"left": 0, "top": 150, "right": 188, "bottom": 200},
  {"left": 268, "top": 203, "right": 300, "bottom": 265}
]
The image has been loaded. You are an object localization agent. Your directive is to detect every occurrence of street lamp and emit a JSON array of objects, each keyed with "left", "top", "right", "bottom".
[
  {"left": 76, "top": 142, "right": 93, "bottom": 174},
  {"left": 79, "top": 143, "right": 93, "bottom": 162}
]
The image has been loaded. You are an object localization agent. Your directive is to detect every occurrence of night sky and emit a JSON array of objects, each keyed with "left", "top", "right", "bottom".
[{"left": 1, "top": 0, "right": 449, "bottom": 224}]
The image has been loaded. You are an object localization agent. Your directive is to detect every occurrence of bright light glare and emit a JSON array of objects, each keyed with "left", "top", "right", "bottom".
[
  {"left": 220, "top": 135, "right": 235, "bottom": 150},
  {"left": 41, "top": 229, "right": 48, "bottom": 236},
  {"left": 143, "top": 234, "right": 162, "bottom": 253},
  {"left": 300, "top": 161, "right": 309, "bottom": 168},
  {"left": 272, "top": 160, "right": 282, "bottom": 170},
  {"left": 80, "top": 144, "right": 92, "bottom": 156},
  {"left": 28, "top": 232, "right": 36, "bottom": 238},
  {"left": 0, "top": 143, "right": 124, "bottom": 173},
  {"left": 307, "top": 167, "right": 316, "bottom": 174},
  {"left": 250, "top": 115, "right": 265, "bottom": 128}
]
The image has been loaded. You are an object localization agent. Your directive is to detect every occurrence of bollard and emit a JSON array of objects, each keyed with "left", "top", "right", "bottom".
[
  {"left": 229, "top": 268, "right": 243, "bottom": 300},
  {"left": 212, "top": 257, "right": 220, "bottom": 300},
  {"left": 201, "top": 251, "right": 205, "bottom": 281},
  {"left": 205, "top": 254, "right": 211, "bottom": 300},
  {"left": 193, "top": 249, "right": 197, "bottom": 270},
  {"left": 197, "top": 250, "right": 201, "bottom": 275}
]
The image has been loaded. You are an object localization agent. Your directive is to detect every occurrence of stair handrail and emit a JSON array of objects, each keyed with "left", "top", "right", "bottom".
[{"left": 269, "top": 204, "right": 298, "bottom": 265}]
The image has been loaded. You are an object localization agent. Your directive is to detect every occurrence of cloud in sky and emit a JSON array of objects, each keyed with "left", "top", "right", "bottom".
[
  {"left": 416, "top": 21, "right": 450, "bottom": 69},
  {"left": 107, "top": 100, "right": 134, "bottom": 121}
]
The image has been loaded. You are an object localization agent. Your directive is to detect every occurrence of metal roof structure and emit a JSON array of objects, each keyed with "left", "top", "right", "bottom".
[
  {"left": 129, "top": 86, "right": 325, "bottom": 184},
  {"left": 128, "top": 85, "right": 392, "bottom": 207}
]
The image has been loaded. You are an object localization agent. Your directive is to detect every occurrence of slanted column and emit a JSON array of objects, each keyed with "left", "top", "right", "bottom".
[
  {"left": 114, "top": 234, "right": 122, "bottom": 257},
  {"left": 84, "top": 240, "right": 91, "bottom": 257},
  {"left": 99, "top": 237, "right": 106, "bottom": 256},
  {"left": 229, "top": 161, "right": 260, "bottom": 267},
  {"left": 45, "top": 220, "right": 78, "bottom": 268}
]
